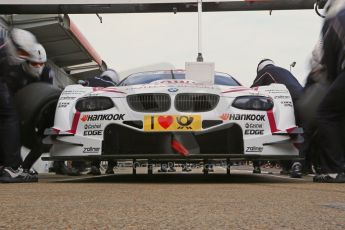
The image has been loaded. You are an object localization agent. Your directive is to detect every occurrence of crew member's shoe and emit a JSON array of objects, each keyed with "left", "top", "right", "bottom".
[
  {"left": 182, "top": 165, "right": 192, "bottom": 172},
  {"left": 313, "top": 174, "right": 334, "bottom": 183},
  {"left": 66, "top": 168, "right": 81, "bottom": 176},
  {"left": 158, "top": 166, "right": 168, "bottom": 173},
  {"left": 314, "top": 172, "right": 345, "bottom": 183},
  {"left": 203, "top": 165, "right": 214, "bottom": 173},
  {"left": 334, "top": 173, "right": 345, "bottom": 183},
  {"left": 290, "top": 162, "right": 303, "bottom": 178},
  {"left": 0, "top": 167, "right": 38, "bottom": 183},
  {"left": 87, "top": 166, "right": 102, "bottom": 176},
  {"left": 105, "top": 167, "right": 114, "bottom": 175},
  {"left": 253, "top": 166, "right": 261, "bottom": 174},
  {"left": 53, "top": 162, "right": 80, "bottom": 176},
  {"left": 23, "top": 168, "right": 38, "bottom": 176}
]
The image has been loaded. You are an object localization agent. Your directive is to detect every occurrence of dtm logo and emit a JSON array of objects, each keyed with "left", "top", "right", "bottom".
[
  {"left": 80, "top": 114, "right": 125, "bottom": 122},
  {"left": 168, "top": 88, "right": 178, "bottom": 93}
]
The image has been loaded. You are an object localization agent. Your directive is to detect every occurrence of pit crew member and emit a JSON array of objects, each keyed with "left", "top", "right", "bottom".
[
  {"left": 251, "top": 59, "right": 303, "bottom": 178},
  {"left": 313, "top": 0, "right": 345, "bottom": 183},
  {"left": 0, "top": 28, "right": 39, "bottom": 183}
]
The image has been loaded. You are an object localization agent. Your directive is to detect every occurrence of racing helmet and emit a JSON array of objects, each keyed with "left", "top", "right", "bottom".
[
  {"left": 101, "top": 69, "right": 119, "bottom": 84},
  {"left": 6, "top": 28, "right": 38, "bottom": 65},
  {"left": 22, "top": 43, "right": 47, "bottom": 78},
  {"left": 257, "top": 59, "right": 274, "bottom": 73}
]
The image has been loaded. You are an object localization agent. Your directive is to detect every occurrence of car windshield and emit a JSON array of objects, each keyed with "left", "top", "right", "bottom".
[{"left": 119, "top": 70, "right": 241, "bottom": 86}]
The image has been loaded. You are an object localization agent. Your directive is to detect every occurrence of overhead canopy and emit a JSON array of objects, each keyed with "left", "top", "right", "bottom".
[
  {"left": 0, "top": 0, "right": 322, "bottom": 14},
  {"left": 6, "top": 14, "right": 107, "bottom": 78}
]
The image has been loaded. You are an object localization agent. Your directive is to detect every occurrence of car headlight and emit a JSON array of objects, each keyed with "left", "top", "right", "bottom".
[
  {"left": 232, "top": 96, "right": 273, "bottom": 111},
  {"left": 75, "top": 97, "right": 114, "bottom": 112}
]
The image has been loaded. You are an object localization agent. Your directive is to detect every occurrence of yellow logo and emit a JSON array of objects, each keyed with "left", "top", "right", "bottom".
[{"left": 144, "top": 115, "right": 201, "bottom": 131}]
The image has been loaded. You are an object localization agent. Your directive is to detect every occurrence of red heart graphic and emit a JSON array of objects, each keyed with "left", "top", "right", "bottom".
[{"left": 158, "top": 116, "right": 173, "bottom": 129}]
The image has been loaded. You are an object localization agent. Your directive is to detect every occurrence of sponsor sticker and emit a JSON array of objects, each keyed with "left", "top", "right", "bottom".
[
  {"left": 220, "top": 113, "right": 266, "bottom": 121},
  {"left": 144, "top": 115, "right": 201, "bottom": 131},
  {"left": 159, "top": 80, "right": 195, "bottom": 84},
  {"left": 57, "top": 102, "right": 70, "bottom": 108},
  {"left": 61, "top": 90, "right": 85, "bottom": 95},
  {"left": 244, "top": 129, "right": 264, "bottom": 135},
  {"left": 83, "top": 147, "right": 100, "bottom": 153},
  {"left": 80, "top": 114, "right": 125, "bottom": 122},
  {"left": 246, "top": 146, "right": 263, "bottom": 153},
  {"left": 127, "top": 83, "right": 217, "bottom": 91},
  {"left": 280, "top": 101, "right": 293, "bottom": 107},
  {"left": 84, "top": 123, "right": 102, "bottom": 129},
  {"left": 245, "top": 123, "right": 263, "bottom": 129},
  {"left": 83, "top": 130, "right": 103, "bottom": 136},
  {"left": 265, "top": 89, "right": 288, "bottom": 94},
  {"left": 274, "top": 95, "right": 290, "bottom": 99},
  {"left": 59, "top": 96, "right": 76, "bottom": 100}
]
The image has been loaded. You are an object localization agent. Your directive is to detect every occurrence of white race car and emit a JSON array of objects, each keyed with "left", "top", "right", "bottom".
[{"left": 34, "top": 70, "right": 302, "bottom": 165}]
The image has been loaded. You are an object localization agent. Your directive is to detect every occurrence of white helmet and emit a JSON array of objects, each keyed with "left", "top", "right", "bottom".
[
  {"left": 101, "top": 69, "right": 119, "bottom": 84},
  {"left": 6, "top": 28, "right": 38, "bottom": 65},
  {"left": 257, "top": 59, "right": 275, "bottom": 73},
  {"left": 22, "top": 43, "right": 47, "bottom": 78},
  {"left": 325, "top": 0, "right": 345, "bottom": 18}
]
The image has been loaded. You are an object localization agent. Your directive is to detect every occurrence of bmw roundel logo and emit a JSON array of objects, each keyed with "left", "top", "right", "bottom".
[{"left": 168, "top": 88, "right": 178, "bottom": 92}]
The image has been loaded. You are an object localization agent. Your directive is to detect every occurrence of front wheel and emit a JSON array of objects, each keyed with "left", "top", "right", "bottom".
[{"left": 14, "top": 82, "right": 62, "bottom": 149}]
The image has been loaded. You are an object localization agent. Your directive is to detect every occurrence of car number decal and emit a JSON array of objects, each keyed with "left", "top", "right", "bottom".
[{"left": 144, "top": 115, "right": 201, "bottom": 131}]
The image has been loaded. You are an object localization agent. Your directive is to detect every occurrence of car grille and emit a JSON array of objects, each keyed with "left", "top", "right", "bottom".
[
  {"left": 175, "top": 93, "right": 220, "bottom": 112},
  {"left": 127, "top": 93, "right": 171, "bottom": 112}
]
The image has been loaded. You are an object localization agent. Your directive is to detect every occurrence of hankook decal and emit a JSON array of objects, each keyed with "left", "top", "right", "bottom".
[{"left": 80, "top": 114, "right": 125, "bottom": 122}]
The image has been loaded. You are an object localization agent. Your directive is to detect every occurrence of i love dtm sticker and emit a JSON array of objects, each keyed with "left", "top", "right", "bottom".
[{"left": 144, "top": 115, "right": 201, "bottom": 132}]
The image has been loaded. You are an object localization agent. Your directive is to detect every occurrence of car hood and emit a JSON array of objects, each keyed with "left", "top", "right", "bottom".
[{"left": 115, "top": 80, "right": 262, "bottom": 98}]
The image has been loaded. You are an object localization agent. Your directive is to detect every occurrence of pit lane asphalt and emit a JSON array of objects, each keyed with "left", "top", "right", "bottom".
[{"left": 1, "top": 166, "right": 345, "bottom": 229}]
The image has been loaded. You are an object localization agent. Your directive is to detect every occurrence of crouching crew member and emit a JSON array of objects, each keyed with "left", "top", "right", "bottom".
[
  {"left": 0, "top": 28, "right": 39, "bottom": 183},
  {"left": 251, "top": 59, "right": 304, "bottom": 178}
]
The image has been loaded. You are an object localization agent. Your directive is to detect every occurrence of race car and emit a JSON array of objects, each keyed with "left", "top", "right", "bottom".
[
  {"left": 15, "top": 70, "right": 302, "bottom": 166},
  {"left": 23, "top": 69, "right": 300, "bottom": 164}
]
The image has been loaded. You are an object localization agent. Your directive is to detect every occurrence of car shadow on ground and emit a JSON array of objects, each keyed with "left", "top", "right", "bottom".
[{"left": 40, "top": 172, "right": 311, "bottom": 184}]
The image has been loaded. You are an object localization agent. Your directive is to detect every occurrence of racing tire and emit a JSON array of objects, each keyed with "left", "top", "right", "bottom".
[{"left": 14, "top": 82, "right": 62, "bottom": 149}]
